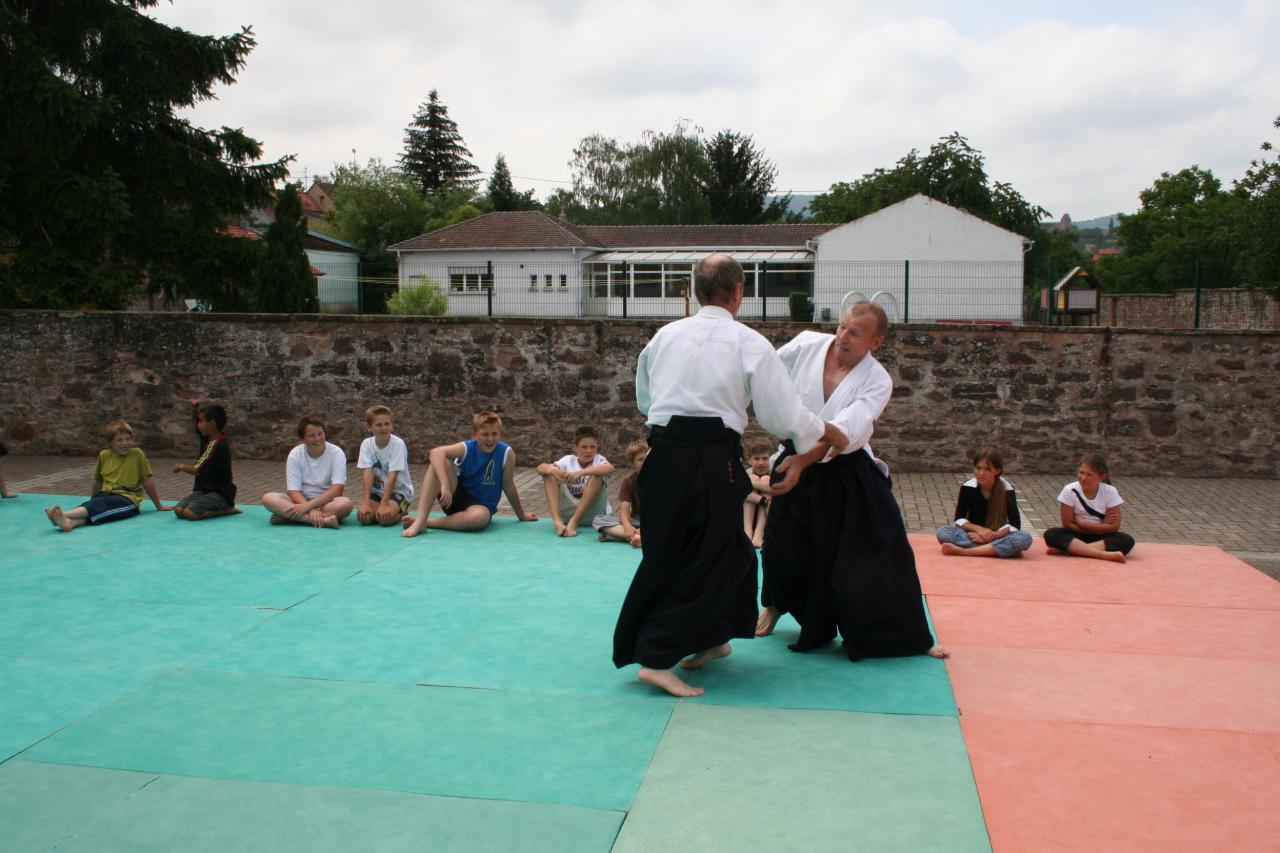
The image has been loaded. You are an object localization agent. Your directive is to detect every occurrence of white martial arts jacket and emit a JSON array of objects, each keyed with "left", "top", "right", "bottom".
[
  {"left": 777, "top": 330, "right": 892, "bottom": 472},
  {"left": 637, "top": 306, "right": 824, "bottom": 453}
]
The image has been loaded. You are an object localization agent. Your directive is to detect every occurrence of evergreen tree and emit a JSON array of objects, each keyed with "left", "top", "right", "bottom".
[
  {"left": 702, "top": 131, "right": 790, "bottom": 224},
  {"left": 255, "top": 184, "right": 318, "bottom": 313},
  {"left": 486, "top": 154, "right": 539, "bottom": 211},
  {"left": 0, "top": 0, "right": 290, "bottom": 309},
  {"left": 399, "top": 89, "right": 480, "bottom": 195}
]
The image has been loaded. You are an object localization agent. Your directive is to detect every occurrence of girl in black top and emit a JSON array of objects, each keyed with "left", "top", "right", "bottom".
[{"left": 936, "top": 448, "right": 1033, "bottom": 558}]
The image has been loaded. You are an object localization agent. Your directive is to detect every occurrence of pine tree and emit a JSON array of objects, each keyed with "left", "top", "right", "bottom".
[
  {"left": 702, "top": 131, "right": 790, "bottom": 224},
  {"left": 0, "top": 0, "right": 290, "bottom": 309},
  {"left": 399, "top": 89, "right": 480, "bottom": 195},
  {"left": 485, "top": 154, "right": 539, "bottom": 212},
  {"left": 255, "top": 184, "right": 318, "bottom": 313}
]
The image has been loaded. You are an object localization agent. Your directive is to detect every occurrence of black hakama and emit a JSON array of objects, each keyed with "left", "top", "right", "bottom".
[
  {"left": 612, "top": 416, "right": 756, "bottom": 670},
  {"left": 761, "top": 444, "right": 935, "bottom": 660}
]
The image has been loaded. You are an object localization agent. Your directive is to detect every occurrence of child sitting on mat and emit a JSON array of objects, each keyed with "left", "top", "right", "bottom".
[
  {"left": 936, "top": 447, "right": 1032, "bottom": 558},
  {"left": 1043, "top": 453, "right": 1135, "bottom": 563}
]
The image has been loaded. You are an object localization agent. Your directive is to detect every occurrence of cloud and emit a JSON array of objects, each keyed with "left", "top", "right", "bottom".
[{"left": 147, "top": 0, "right": 1280, "bottom": 218}]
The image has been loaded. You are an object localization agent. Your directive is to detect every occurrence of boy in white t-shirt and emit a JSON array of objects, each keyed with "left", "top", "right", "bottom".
[
  {"left": 261, "top": 416, "right": 354, "bottom": 528},
  {"left": 536, "top": 425, "right": 614, "bottom": 537},
  {"left": 356, "top": 404, "right": 414, "bottom": 526}
]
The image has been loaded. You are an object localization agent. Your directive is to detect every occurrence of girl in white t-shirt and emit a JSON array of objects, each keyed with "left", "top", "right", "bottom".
[{"left": 1043, "top": 453, "right": 1135, "bottom": 562}]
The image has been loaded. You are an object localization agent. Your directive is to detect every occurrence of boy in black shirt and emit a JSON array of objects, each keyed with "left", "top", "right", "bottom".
[{"left": 173, "top": 401, "right": 238, "bottom": 520}]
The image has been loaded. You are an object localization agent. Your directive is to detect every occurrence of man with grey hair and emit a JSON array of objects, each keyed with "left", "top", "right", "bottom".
[{"left": 612, "top": 254, "right": 850, "bottom": 697}]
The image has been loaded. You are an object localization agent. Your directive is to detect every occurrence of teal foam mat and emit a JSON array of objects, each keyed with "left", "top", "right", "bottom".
[
  {"left": 0, "top": 761, "right": 623, "bottom": 853},
  {"left": 26, "top": 669, "right": 673, "bottom": 811}
]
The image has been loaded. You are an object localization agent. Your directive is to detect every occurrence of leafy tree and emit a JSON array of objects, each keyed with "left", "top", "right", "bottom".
[
  {"left": 808, "top": 133, "right": 1045, "bottom": 236},
  {"left": 386, "top": 276, "right": 447, "bottom": 316},
  {"left": 1234, "top": 114, "right": 1280, "bottom": 296},
  {"left": 398, "top": 89, "right": 479, "bottom": 195},
  {"left": 702, "top": 131, "right": 791, "bottom": 224},
  {"left": 0, "top": 0, "right": 290, "bottom": 309},
  {"left": 567, "top": 123, "right": 712, "bottom": 225},
  {"left": 1099, "top": 166, "right": 1246, "bottom": 293},
  {"left": 486, "top": 154, "right": 539, "bottom": 212},
  {"left": 254, "top": 184, "right": 317, "bottom": 313},
  {"left": 330, "top": 158, "right": 432, "bottom": 252}
]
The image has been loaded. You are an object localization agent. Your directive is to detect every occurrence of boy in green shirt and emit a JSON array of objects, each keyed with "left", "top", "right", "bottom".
[{"left": 45, "top": 419, "right": 171, "bottom": 531}]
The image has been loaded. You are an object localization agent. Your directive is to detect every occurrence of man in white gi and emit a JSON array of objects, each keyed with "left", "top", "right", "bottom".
[
  {"left": 612, "top": 255, "right": 850, "bottom": 697},
  {"left": 758, "top": 302, "right": 946, "bottom": 660}
]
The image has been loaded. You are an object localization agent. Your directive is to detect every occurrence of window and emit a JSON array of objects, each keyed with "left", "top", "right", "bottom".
[
  {"left": 448, "top": 265, "right": 492, "bottom": 293},
  {"left": 663, "top": 264, "right": 692, "bottom": 298},
  {"left": 544, "top": 274, "right": 552, "bottom": 289},
  {"left": 633, "top": 263, "right": 662, "bottom": 298},
  {"left": 559, "top": 274, "right": 568, "bottom": 289},
  {"left": 762, "top": 266, "right": 813, "bottom": 299}
]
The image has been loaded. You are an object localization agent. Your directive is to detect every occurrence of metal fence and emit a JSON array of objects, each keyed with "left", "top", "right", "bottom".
[{"left": 313, "top": 259, "right": 1029, "bottom": 325}]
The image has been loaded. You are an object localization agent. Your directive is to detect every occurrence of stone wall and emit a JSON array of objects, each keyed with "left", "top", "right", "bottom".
[
  {"left": 1100, "top": 288, "right": 1280, "bottom": 330},
  {"left": 1, "top": 311, "right": 1277, "bottom": 478}
]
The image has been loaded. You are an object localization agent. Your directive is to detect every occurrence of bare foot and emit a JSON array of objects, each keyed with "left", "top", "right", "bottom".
[
  {"left": 269, "top": 514, "right": 288, "bottom": 525},
  {"left": 561, "top": 523, "right": 578, "bottom": 538},
  {"left": 755, "top": 606, "right": 780, "bottom": 637},
  {"left": 401, "top": 524, "right": 424, "bottom": 538},
  {"left": 751, "top": 535, "right": 764, "bottom": 548},
  {"left": 679, "top": 643, "right": 731, "bottom": 670},
  {"left": 630, "top": 532, "right": 642, "bottom": 548},
  {"left": 50, "top": 506, "right": 72, "bottom": 532},
  {"left": 940, "top": 542, "right": 965, "bottom": 555},
  {"left": 927, "top": 645, "right": 950, "bottom": 659},
  {"left": 401, "top": 514, "right": 416, "bottom": 529},
  {"left": 321, "top": 515, "right": 341, "bottom": 529},
  {"left": 45, "top": 506, "right": 60, "bottom": 527},
  {"left": 1046, "top": 547, "right": 1064, "bottom": 555},
  {"left": 552, "top": 519, "right": 567, "bottom": 536},
  {"left": 1099, "top": 550, "right": 1126, "bottom": 563},
  {"left": 638, "top": 667, "right": 704, "bottom": 697}
]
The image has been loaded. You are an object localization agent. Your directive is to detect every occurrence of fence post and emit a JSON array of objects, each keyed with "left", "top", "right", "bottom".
[
  {"left": 621, "top": 261, "right": 628, "bottom": 319},
  {"left": 486, "top": 261, "right": 494, "bottom": 317},
  {"left": 761, "top": 261, "right": 768, "bottom": 322},
  {"left": 903, "top": 259, "right": 910, "bottom": 323},
  {"left": 1193, "top": 257, "right": 1201, "bottom": 329}
]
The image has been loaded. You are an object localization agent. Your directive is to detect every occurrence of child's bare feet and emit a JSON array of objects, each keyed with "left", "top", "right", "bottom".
[
  {"left": 679, "top": 643, "right": 731, "bottom": 670},
  {"left": 45, "top": 506, "right": 59, "bottom": 527},
  {"left": 927, "top": 645, "right": 950, "bottom": 659},
  {"left": 50, "top": 506, "right": 72, "bottom": 532},
  {"left": 755, "top": 606, "right": 780, "bottom": 637},
  {"left": 1099, "top": 550, "right": 1126, "bottom": 563},
  {"left": 401, "top": 514, "right": 416, "bottom": 529},
  {"left": 940, "top": 542, "right": 965, "bottom": 555},
  {"left": 630, "top": 532, "right": 642, "bottom": 548},
  {"left": 320, "top": 515, "right": 340, "bottom": 529},
  {"left": 1046, "top": 547, "right": 1064, "bottom": 555},
  {"left": 269, "top": 514, "right": 288, "bottom": 525},
  {"left": 561, "top": 523, "right": 578, "bottom": 538},
  {"left": 552, "top": 519, "right": 567, "bottom": 536},
  {"left": 638, "top": 667, "right": 704, "bottom": 697}
]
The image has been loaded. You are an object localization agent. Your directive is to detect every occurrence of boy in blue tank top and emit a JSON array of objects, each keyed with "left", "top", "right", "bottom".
[{"left": 402, "top": 411, "right": 537, "bottom": 537}]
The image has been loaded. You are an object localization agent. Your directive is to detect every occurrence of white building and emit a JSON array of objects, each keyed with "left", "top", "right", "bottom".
[{"left": 389, "top": 194, "right": 1032, "bottom": 324}]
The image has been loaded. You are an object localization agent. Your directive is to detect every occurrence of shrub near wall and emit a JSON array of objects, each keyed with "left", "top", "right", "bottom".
[{"left": 0, "top": 311, "right": 1276, "bottom": 477}]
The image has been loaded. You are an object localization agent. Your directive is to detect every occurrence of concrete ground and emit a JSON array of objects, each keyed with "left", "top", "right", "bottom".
[{"left": 5, "top": 454, "right": 1279, "bottom": 581}]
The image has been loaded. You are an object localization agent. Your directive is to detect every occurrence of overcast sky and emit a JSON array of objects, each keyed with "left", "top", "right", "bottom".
[{"left": 149, "top": 0, "right": 1278, "bottom": 220}]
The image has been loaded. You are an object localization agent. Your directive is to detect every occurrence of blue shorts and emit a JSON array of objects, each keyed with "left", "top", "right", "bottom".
[{"left": 78, "top": 492, "right": 140, "bottom": 525}]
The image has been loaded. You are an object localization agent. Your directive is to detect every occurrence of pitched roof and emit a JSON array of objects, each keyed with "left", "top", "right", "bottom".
[
  {"left": 389, "top": 211, "right": 837, "bottom": 252},
  {"left": 389, "top": 211, "right": 597, "bottom": 251}
]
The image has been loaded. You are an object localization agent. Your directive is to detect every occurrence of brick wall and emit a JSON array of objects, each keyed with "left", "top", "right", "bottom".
[
  {"left": 2, "top": 311, "right": 1276, "bottom": 478},
  {"left": 1100, "top": 288, "right": 1280, "bottom": 330}
]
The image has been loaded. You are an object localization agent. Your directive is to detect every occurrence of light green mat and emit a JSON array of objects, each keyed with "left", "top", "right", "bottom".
[
  {"left": 25, "top": 669, "right": 673, "bottom": 812},
  {"left": 612, "top": 703, "right": 990, "bottom": 853},
  {"left": 0, "top": 656, "right": 167, "bottom": 762},
  {"left": 0, "top": 761, "right": 623, "bottom": 853}
]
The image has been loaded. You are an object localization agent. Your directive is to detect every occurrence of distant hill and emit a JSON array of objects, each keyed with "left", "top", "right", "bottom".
[
  {"left": 1040, "top": 212, "right": 1127, "bottom": 231},
  {"left": 768, "top": 193, "right": 817, "bottom": 217}
]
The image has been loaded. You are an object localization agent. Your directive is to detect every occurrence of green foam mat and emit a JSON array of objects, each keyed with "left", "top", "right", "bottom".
[
  {"left": 685, "top": 607, "right": 956, "bottom": 715},
  {"left": 0, "top": 656, "right": 166, "bottom": 761},
  {"left": 27, "top": 668, "right": 673, "bottom": 812},
  {"left": 0, "top": 591, "right": 269, "bottom": 667},
  {"left": 612, "top": 703, "right": 990, "bottom": 853},
  {"left": 0, "top": 761, "right": 159, "bottom": 851},
  {"left": 1, "top": 761, "right": 623, "bottom": 853},
  {"left": 193, "top": 567, "right": 542, "bottom": 684}
]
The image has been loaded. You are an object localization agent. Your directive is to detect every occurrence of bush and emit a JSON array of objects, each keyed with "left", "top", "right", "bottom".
[
  {"left": 386, "top": 277, "right": 448, "bottom": 316},
  {"left": 788, "top": 291, "right": 813, "bottom": 321}
]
